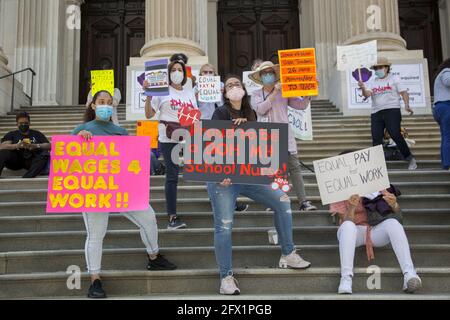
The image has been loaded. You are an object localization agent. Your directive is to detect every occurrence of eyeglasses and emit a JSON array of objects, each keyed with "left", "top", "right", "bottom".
[
  {"left": 225, "top": 82, "right": 242, "bottom": 90},
  {"left": 202, "top": 71, "right": 215, "bottom": 75}
]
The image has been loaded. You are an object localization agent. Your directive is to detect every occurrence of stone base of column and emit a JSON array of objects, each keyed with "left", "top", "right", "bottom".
[
  {"left": 327, "top": 49, "right": 432, "bottom": 117},
  {"left": 344, "top": 32, "right": 407, "bottom": 51},
  {"left": 140, "top": 38, "right": 206, "bottom": 58}
]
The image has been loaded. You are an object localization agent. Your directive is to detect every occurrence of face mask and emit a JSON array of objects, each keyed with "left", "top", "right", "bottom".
[
  {"left": 261, "top": 73, "right": 276, "bottom": 86},
  {"left": 171, "top": 71, "right": 184, "bottom": 85},
  {"left": 375, "top": 69, "right": 386, "bottom": 78},
  {"left": 95, "top": 105, "right": 113, "bottom": 122},
  {"left": 226, "top": 87, "right": 246, "bottom": 101},
  {"left": 19, "top": 124, "right": 30, "bottom": 133}
]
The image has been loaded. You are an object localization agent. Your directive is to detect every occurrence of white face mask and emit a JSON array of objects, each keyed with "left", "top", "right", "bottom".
[{"left": 171, "top": 71, "right": 184, "bottom": 85}]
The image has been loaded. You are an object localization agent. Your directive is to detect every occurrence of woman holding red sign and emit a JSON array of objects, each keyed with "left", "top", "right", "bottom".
[
  {"left": 75, "top": 90, "right": 177, "bottom": 299},
  {"left": 144, "top": 59, "right": 199, "bottom": 230},
  {"left": 208, "top": 75, "right": 311, "bottom": 295}
]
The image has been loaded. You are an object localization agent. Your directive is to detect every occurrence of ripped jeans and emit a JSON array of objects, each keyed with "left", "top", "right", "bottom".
[{"left": 207, "top": 183, "right": 295, "bottom": 279}]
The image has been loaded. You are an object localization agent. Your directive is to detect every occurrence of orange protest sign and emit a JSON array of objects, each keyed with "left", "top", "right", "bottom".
[
  {"left": 136, "top": 121, "right": 159, "bottom": 149},
  {"left": 278, "top": 48, "right": 318, "bottom": 97}
]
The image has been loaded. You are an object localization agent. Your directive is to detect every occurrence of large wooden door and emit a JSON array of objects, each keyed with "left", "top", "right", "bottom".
[
  {"left": 79, "top": 0, "right": 145, "bottom": 104},
  {"left": 399, "top": 0, "right": 443, "bottom": 86},
  {"left": 217, "top": 0, "right": 300, "bottom": 77}
]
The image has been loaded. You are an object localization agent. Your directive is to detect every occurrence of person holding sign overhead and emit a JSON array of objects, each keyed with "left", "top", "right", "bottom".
[
  {"left": 74, "top": 90, "right": 177, "bottom": 299},
  {"left": 144, "top": 59, "right": 198, "bottom": 230},
  {"left": 209, "top": 75, "right": 311, "bottom": 296},
  {"left": 249, "top": 61, "right": 317, "bottom": 212},
  {"left": 358, "top": 57, "right": 418, "bottom": 170}
]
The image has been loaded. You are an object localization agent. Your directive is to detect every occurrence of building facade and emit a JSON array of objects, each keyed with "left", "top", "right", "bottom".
[{"left": 0, "top": 0, "right": 449, "bottom": 116}]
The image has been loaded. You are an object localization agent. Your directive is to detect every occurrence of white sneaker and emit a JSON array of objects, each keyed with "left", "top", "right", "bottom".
[
  {"left": 338, "top": 276, "right": 353, "bottom": 294},
  {"left": 279, "top": 250, "right": 311, "bottom": 269},
  {"left": 403, "top": 274, "right": 422, "bottom": 293},
  {"left": 220, "top": 276, "right": 240, "bottom": 295},
  {"left": 408, "top": 157, "right": 418, "bottom": 171}
]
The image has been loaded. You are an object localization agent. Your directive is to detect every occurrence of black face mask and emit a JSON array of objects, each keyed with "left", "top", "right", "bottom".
[{"left": 19, "top": 124, "right": 30, "bottom": 133}]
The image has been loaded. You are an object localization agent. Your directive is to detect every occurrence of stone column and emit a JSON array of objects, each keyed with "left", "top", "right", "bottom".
[
  {"left": 140, "top": 0, "right": 206, "bottom": 58},
  {"left": 0, "top": 46, "right": 8, "bottom": 71},
  {"left": 339, "top": 0, "right": 406, "bottom": 51}
]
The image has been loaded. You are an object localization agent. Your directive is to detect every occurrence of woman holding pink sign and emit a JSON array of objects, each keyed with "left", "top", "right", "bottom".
[{"left": 74, "top": 90, "right": 177, "bottom": 299}]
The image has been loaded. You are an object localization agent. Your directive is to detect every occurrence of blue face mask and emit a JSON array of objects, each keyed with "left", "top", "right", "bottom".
[
  {"left": 375, "top": 69, "right": 386, "bottom": 78},
  {"left": 95, "top": 105, "right": 113, "bottom": 122},
  {"left": 261, "top": 73, "right": 276, "bottom": 86}
]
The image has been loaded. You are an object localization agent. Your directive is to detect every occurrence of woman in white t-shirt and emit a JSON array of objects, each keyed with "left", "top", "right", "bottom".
[
  {"left": 358, "top": 57, "right": 417, "bottom": 171},
  {"left": 144, "top": 60, "right": 198, "bottom": 230}
]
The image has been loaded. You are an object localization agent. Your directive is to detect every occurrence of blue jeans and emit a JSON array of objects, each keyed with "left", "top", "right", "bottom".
[
  {"left": 150, "top": 152, "right": 160, "bottom": 176},
  {"left": 433, "top": 101, "right": 450, "bottom": 170},
  {"left": 160, "top": 143, "right": 179, "bottom": 216},
  {"left": 207, "top": 183, "right": 295, "bottom": 279}
]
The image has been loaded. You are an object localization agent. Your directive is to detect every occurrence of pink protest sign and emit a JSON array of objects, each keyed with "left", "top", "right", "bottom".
[{"left": 46, "top": 135, "right": 150, "bottom": 213}]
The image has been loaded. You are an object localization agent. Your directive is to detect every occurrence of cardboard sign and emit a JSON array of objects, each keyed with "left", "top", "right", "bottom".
[
  {"left": 278, "top": 48, "right": 318, "bottom": 97},
  {"left": 145, "top": 59, "right": 169, "bottom": 96},
  {"left": 91, "top": 70, "right": 115, "bottom": 96},
  {"left": 337, "top": 40, "right": 378, "bottom": 71},
  {"left": 136, "top": 120, "right": 159, "bottom": 148},
  {"left": 347, "top": 63, "right": 427, "bottom": 109},
  {"left": 288, "top": 103, "right": 313, "bottom": 141},
  {"left": 243, "top": 71, "right": 263, "bottom": 96},
  {"left": 313, "top": 145, "right": 390, "bottom": 205},
  {"left": 46, "top": 136, "right": 150, "bottom": 213},
  {"left": 181, "top": 120, "right": 289, "bottom": 185},
  {"left": 198, "top": 76, "right": 222, "bottom": 103}
]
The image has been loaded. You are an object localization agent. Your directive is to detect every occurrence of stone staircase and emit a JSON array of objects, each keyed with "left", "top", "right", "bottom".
[{"left": 0, "top": 101, "right": 449, "bottom": 299}]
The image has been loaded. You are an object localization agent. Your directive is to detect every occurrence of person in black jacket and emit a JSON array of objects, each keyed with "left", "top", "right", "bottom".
[{"left": 0, "top": 112, "right": 51, "bottom": 178}]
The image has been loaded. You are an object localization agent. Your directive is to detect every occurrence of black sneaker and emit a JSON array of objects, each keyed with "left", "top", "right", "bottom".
[
  {"left": 147, "top": 254, "right": 177, "bottom": 271},
  {"left": 167, "top": 216, "right": 187, "bottom": 230},
  {"left": 87, "top": 279, "right": 107, "bottom": 299},
  {"left": 299, "top": 201, "right": 317, "bottom": 211},
  {"left": 235, "top": 203, "right": 249, "bottom": 212}
]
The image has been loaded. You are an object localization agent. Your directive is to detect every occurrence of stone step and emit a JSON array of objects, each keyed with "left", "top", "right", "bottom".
[
  {"left": 40, "top": 293, "right": 450, "bottom": 300},
  {"left": 0, "top": 225, "right": 449, "bottom": 252},
  {"left": 1, "top": 181, "right": 448, "bottom": 203},
  {"left": 2, "top": 244, "right": 450, "bottom": 275},
  {"left": 2, "top": 170, "right": 447, "bottom": 188},
  {"left": 1, "top": 267, "right": 449, "bottom": 298},
  {"left": 0, "top": 194, "right": 448, "bottom": 216},
  {"left": 0, "top": 209, "right": 447, "bottom": 233}
]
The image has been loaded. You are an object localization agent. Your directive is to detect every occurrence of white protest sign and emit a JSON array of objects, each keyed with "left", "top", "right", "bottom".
[
  {"left": 337, "top": 40, "right": 378, "bottom": 71},
  {"left": 313, "top": 145, "right": 390, "bottom": 205},
  {"left": 198, "top": 76, "right": 222, "bottom": 103},
  {"left": 288, "top": 103, "right": 313, "bottom": 141},
  {"left": 243, "top": 71, "right": 262, "bottom": 96},
  {"left": 347, "top": 63, "right": 427, "bottom": 109}
]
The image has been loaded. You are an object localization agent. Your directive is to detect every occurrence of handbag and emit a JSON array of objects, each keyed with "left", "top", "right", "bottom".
[
  {"left": 160, "top": 121, "right": 188, "bottom": 140},
  {"left": 367, "top": 209, "right": 403, "bottom": 227}
]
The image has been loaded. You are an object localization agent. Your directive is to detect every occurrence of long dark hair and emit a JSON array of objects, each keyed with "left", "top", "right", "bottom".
[
  {"left": 223, "top": 74, "right": 256, "bottom": 121},
  {"left": 84, "top": 90, "right": 113, "bottom": 123},
  {"left": 434, "top": 58, "right": 450, "bottom": 82}
]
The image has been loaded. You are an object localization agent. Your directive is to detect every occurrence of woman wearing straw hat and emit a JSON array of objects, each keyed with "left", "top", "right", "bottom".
[
  {"left": 358, "top": 57, "right": 418, "bottom": 170},
  {"left": 249, "top": 61, "right": 317, "bottom": 212}
]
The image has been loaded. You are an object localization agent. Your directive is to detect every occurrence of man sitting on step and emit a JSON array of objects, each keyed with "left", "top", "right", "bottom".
[{"left": 0, "top": 112, "right": 51, "bottom": 178}]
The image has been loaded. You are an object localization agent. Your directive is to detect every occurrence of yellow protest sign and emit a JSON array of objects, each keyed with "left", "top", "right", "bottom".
[
  {"left": 136, "top": 120, "right": 159, "bottom": 149},
  {"left": 278, "top": 48, "right": 318, "bottom": 97},
  {"left": 91, "top": 70, "right": 115, "bottom": 96}
]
